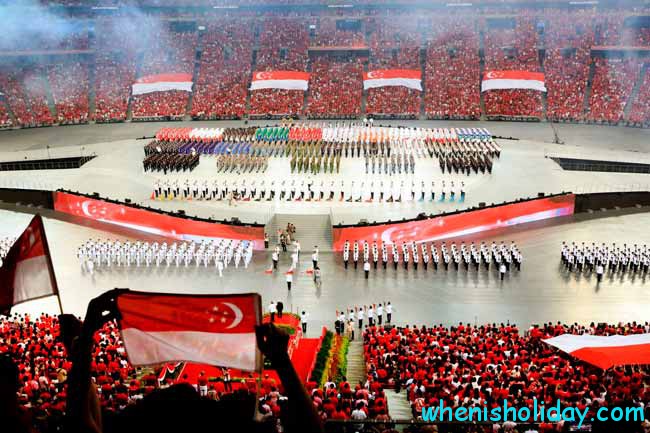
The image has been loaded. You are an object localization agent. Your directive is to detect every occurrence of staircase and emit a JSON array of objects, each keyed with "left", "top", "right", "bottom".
[
  {"left": 624, "top": 63, "right": 648, "bottom": 121},
  {"left": 539, "top": 49, "right": 547, "bottom": 120},
  {"left": 126, "top": 52, "right": 144, "bottom": 121},
  {"left": 345, "top": 339, "right": 365, "bottom": 386},
  {"left": 41, "top": 69, "right": 57, "bottom": 121},
  {"left": 360, "top": 60, "right": 368, "bottom": 117},
  {"left": 478, "top": 30, "right": 486, "bottom": 120},
  {"left": 266, "top": 214, "right": 333, "bottom": 251},
  {"left": 185, "top": 33, "right": 204, "bottom": 120},
  {"left": 386, "top": 390, "right": 414, "bottom": 420},
  {"left": 246, "top": 49, "right": 257, "bottom": 116},
  {"left": 0, "top": 96, "right": 17, "bottom": 126},
  {"left": 583, "top": 60, "right": 596, "bottom": 116},
  {"left": 88, "top": 55, "right": 97, "bottom": 121},
  {"left": 419, "top": 47, "right": 427, "bottom": 120}
]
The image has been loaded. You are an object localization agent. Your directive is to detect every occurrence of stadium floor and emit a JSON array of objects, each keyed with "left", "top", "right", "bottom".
[{"left": 0, "top": 121, "right": 649, "bottom": 332}]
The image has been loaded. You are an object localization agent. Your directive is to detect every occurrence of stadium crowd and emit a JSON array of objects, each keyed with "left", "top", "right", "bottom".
[{"left": 363, "top": 321, "right": 650, "bottom": 427}]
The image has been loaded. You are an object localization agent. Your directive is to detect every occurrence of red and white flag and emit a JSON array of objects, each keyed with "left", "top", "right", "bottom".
[
  {"left": 250, "top": 71, "right": 310, "bottom": 91},
  {"left": 481, "top": 70, "right": 546, "bottom": 92},
  {"left": 132, "top": 73, "right": 194, "bottom": 96},
  {"left": 543, "top": 333, "right": 650, "bottom": 370},
  {"left": 0, "top": 215, "right": 58, "bottom": 314},
  {"left": 117, "top": 291, "right": 263, "bottom": 372},
  {"left": 363, "top": 69, "right": 422, "bottom": 91}
]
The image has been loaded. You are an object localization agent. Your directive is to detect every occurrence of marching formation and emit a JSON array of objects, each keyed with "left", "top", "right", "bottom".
[
  {"left": 143, "top": 153, "right": 200, "bottom": 174},
  {"left": 343, "top": 239, "right": 523, "bottom": 279},
  {"left": 561, "top": 241, "right": 650, "bottom": 282},
  {"left": 152, "top": 178, "right": 466, "bottom": 203},
  {"left": 76, "top": 238, "right": 254, "bottom": 276},
  {"left": 146, "top": 123, "right": 500, "bottom": 178}
]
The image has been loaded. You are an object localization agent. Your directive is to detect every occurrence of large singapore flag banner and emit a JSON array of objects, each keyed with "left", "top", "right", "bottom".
[
  {"left": 332, "top": 194, "right": 575, "bottom": 250},
  {"left": 53, "top": 192, "right": 265, "bottom": 248},
  {"left": 481, "top": 70, "right": 546, "bottom": 92},
  {"left": 132, "top": 73, "right": 194, "bottom": 96},
  {"left": 117, "top": 291, "right": 262, "bottom": 371},
  {"left": 363, "top": 69, "right": 422, "bottom": 91},
  {"left": 250, "top": 71, "right": 310, "bottom": 91}
]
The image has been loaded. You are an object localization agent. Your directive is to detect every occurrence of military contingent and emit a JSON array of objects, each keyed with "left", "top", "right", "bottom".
[
  {"left": 561, "top": 241, "right": 650, "bottom": 282},
  {"left": 76, "top": 238, "right": 254, "bottom": 276},
  {"left": 143, "top": 153, "right": 200, "bottom": 173},
  {"left": 152, "top": 177, "right": 466, "bottom": 203},
  {"left": 145, "top": 123, "right": 500, "bottom": 178},
  {"left": 343, "top": 239, "right": 522, "bottom": 279},
  {"left": 216, "top": 154, "right": 268, "bottom": 173}
]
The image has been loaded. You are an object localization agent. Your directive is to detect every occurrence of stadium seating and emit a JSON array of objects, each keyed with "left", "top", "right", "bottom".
[
  {"left": 628, "top": 67, "right": 650, "bottom": 127},
  {"left": 544, "top": 11, "right": 595, "bottom": 122},
  {"left": 0, "top": 9, "right": 647, "bottom": 126},
  {"left": 306, "top": 56, "right": 363, "bottom": 119},
  {"left": 0, "top": 100, "right": 11, "bottom": 128},
  {"left": 587, "top": 58, "right": 642, "bottom": 124},
  {"left": 483, "top": 15, "right": 543, "bottom": 119},
  {"left": 47, "top": 61, "right": 90, "bottom": 125},
  {"left": 191, "top": 21, "right": 254, "bottom": 120},
  {"left": 424, "top": 18, "right": 481, "bottom": 120},
  {"left": 250, "top": 18, "right": 309, "bottom": 118},
  {"left": 93, "top": 53, "right": 136, "bottom": 123},
  {"left": 364, "top": 321, "right": 649, "bottom": 422},
  {"left": 365, "top": 18, "right": 422, "bottom": 118},
  {"left": 131, "top": 25, "right": 197, "bottom": 120}
]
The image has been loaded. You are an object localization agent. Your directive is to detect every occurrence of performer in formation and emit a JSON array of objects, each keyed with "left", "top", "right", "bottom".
[
  {"left": 561, "top": 241, "right": 649, "bottom": 281},
  {"left": 334, "top": 302, "right": 394, "bottom": 336},
  {"left": 153, "top": 178, "right": 466, "bottom": 203},
  {"left": 76, "top": 238, "right": 253, "bottom": 275},
  {"left": 343, "top": 240, "right": 522, "bottom": 277}
]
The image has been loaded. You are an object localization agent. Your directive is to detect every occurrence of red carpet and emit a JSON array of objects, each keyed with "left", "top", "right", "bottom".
[{"left": 291, "top": 338, "right": 320, "bottom": 382}]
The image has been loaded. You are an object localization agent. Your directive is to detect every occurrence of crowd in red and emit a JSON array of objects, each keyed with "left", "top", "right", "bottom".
[
  {"left": 364, "top": 321, "right": 649, "bottom": 428},
  {"left": 47, "top": 62, "right": 90, "bottom": 125},
  {"left": 365, "top": 18, "right": 422, "bottom": 118},
  {"left": 305, "top": 379, "right": 391, "bottom": 422},
  {"left": 191, "top": 22, "right": 254, "bottom": 120},
  {"left": 0, "top": 11, "right": 650, "bottom": 126},
  {"left": 484, "top": 15, "right": 543, "bottom": 119},
  {"left": 306, "top": 56, "right": 363, "bottom": 119},
  {"left": 425, "top": 18, "right": 481, "bottom": 120},
  {"left": 587, "top": 57, "right": 643, "bottom": 124},
  {"left": 544, "top": 12, "right": 595, "bottom": 122},
  {"left": 250, "top": 18, "right": 309, "bottom": 118},
  {"left": 628, "top": 67, "right": 650, "bottom": 127},
  {"left": 131, "top": 25, "right": 197, "bottom": 120},
  {"left": 311, "top": 18, "right": 366, "bottom": 48}
]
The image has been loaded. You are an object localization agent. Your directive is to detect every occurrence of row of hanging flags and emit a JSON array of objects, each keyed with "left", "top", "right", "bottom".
[{"left": 131, "top": 69, "right": 546, "bottom": 95}]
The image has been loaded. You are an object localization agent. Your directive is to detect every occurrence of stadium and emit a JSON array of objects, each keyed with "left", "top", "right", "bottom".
[{"left": 0, "top": 1, "right": 649, "bottom": 432}]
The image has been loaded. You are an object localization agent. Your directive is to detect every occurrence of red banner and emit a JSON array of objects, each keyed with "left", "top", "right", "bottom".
[
  {"left": 332, "top": 194, "right": 575, "bottom": 251},
  {"left": 53, "top": 192, "right": 265, "bottom": 248}
]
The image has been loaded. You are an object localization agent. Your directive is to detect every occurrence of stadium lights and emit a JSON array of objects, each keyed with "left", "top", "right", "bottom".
[
  {"left": 569, "top": 0, "right": 598, "bottom": 4},
  {"left": 213, "top": 5, "right": 239, "bottom": 8},
  {"left": 327, "top": 4, "right": 354, "bottom": 8},
  {"left": 446, "top": 3, "right": 473, "bottom": 6},
  {"left": 91, "top": 6, "right": 119, "bottom": 9}
]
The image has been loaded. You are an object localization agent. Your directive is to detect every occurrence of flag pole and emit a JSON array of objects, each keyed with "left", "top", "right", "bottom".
[{"left": 37, "top": 215, "right": 63, "bottom": 314}]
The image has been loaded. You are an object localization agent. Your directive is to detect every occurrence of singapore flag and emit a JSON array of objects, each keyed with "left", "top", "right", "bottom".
[
  {"left": 250, "top": 70, "right": 310, "bottom": 91},
  {"left": 0, "top": 214, "right": 58, "bottom": 314},
  {"left": 481, "top": 70, "right": 546, "bottom": 92},
  {"left": 363, "top": 69, "right": 422, "bottom": 91},
  {"left": 117, "top": 291, "right": 263, "bottom": 372}
]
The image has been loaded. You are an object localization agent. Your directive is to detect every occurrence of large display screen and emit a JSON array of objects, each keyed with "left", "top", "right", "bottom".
[
  {"left": 53, "top": 191, "right": 265, "bottom": 249},
  {"left": 332, "top": 194, "right": 575, "bottom": 251}
]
